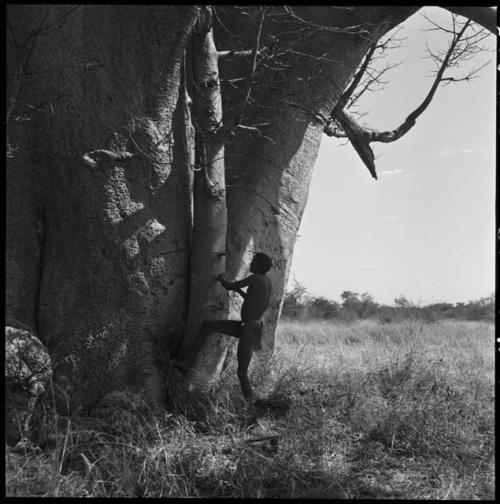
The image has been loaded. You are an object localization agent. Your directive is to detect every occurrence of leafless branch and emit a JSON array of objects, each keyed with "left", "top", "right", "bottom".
[
  {"left": 439, "top": 5, "right": 496, "bottom": 34},
  {"left": 217, "top": 49, "right": 255, "bottom": 60},
  {"left": 324, "top": 13, "right": 493, "bottom": 180},
  {"left": 216, "top": 7, "right": 267, "bottom": 142},
  {"left": 345, "top": 27, "right": 405, "bottom": 109},
  {"left": 440, "top": 59, "right": 490, "bottom": 85},
  {"left": 239, "top": 9, "right": 266, "bottom": 114},
  {"left": 334, "top": 41, "right": 378, "bottom": 114},
  {"left": 322, "top": 25, "right": 406, "bottom": 134},
  {"left": 283, "top": 6, "right": 371, "bottom": 36},
  {"left": 349, "top": 60, "right": 402, "bottom": 105}
]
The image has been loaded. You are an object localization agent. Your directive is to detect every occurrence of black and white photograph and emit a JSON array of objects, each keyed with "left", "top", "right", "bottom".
[{"left": 6, "top": 4, "right": 496, "bottom": 498}]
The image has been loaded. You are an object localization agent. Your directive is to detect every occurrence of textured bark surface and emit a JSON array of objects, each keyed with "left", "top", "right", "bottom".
[{"left": 6, "top": 5, "right": 199, "bottom": 410}]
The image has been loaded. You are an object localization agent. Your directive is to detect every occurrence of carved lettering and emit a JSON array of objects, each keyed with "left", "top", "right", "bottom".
[{"left": 247, "top": 245, "right": 289, "bottom": 270}]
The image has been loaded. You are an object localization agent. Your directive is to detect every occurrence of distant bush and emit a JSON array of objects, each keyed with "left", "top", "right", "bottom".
[{"left": 281, "top": 283, "right": 494, "bottom": 323}]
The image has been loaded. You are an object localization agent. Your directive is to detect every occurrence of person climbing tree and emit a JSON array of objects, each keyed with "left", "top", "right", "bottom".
[{"left": 176, "top": 253, "right": 273, "bottom": 403}]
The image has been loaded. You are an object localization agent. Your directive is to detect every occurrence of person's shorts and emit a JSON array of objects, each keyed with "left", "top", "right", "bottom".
[{"left": 241, "top": 321, "right": 264, "bottom": 351}]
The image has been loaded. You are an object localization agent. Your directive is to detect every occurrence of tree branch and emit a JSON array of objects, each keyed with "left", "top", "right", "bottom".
[
  {"left": 216, "top": 7, "right": 267, "bottom": 143},
  {"left": 439, "top": 6, "right": 497, "bottom": 34},
  {"left": 217, "top": 49, "right": 254, "bottom": 60},
  {"left": 334, "top": 41, "right": 378, "bottom": 114},
  {"left": 283, "top": 6, "right": 372, "bottom": 35},
  {"left": 326, "top": 16, "right": 480, "bottom": 179},
  {"left": 371, "top": 19, "right": 470, "bottom": 141},
  {"left": 335, "top": 109, "right": 377, "bottom": 179}
]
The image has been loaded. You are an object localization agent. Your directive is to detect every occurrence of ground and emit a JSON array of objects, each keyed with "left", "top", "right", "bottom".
[{"left": 5, "top": 319, "right": 495, "bottom": 498}]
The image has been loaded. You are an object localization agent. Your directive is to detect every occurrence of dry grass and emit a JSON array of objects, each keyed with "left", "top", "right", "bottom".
[{"left": 6, "top": 319, "right": 495, "bottom": 498}]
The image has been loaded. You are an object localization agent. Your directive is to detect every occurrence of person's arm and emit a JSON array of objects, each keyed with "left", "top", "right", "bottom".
[
  {"left": 235, "top": 288, "right": 247, "bottom": 299},
  {"left": 217, "top": 274, "right": 253, "bottom": 292}
]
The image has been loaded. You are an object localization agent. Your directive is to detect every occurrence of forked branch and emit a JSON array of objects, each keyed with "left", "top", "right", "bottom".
[{"left": 325, "top": 14, "right": 490, "bottom": 179}]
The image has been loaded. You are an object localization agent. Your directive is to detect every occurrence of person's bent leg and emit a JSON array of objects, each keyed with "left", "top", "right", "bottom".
[
  {"left": 174, "top": 320, "right": 242, "bottom": 373},
  {"left": 200, "top": 320, "right": 242, "bottom": 338},
  {"left": 236, "top": 328, "right": 254, "bottom": 402},
  {"left": 192, "top": 320, "right": 242, "bottom": 356}
]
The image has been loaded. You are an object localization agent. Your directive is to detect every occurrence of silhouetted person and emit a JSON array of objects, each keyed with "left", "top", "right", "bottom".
[{"left": 177, "top": 253, "right": 273, "bottom": 403}]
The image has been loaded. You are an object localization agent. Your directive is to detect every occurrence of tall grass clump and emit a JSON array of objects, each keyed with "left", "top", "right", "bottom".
[{"left": 6, "top": 319, "right": 494, "bottom": 498}]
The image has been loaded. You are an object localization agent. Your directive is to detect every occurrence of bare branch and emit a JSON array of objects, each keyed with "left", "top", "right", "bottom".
[
  {"left": 349, "top": 60, "right": 402, "bottom": 105},
  {"left": 324, "top": 14, "right": 491, "bottom": 180},
  {"left": 439, "top": 5, "right": 497, "bottom": 33},
  {"left": 283, "top": 6, "right": 371, "bottom": 35},
  {"left": 334, "top": 41, "right": 378, "bottom": 114},
  {"left": 217, "top": 49, "right": 254, "bottom": 60},
  {"left": 278, "top": 49, "right": 340, "bottom": 64},
  {"left": 240, "top": 8, "right": 267, "bottom": 111},
  {"left": 324, "top": 25, "right": 407, "bottom": 131},
  {"left": 369, "top": 20, "right": 469, "bottom": 143},
  {"left": 324, "top": 119, "right": 347, "bottom": 138},
  {"left": 440, "top": 59, "right": 491, "bottom": 85},
  {"left": 335, "top": 109, "right": 377, "bottom": 179},
  {"left": 216, "top": 7, "right": 267, "bottom": 142}
]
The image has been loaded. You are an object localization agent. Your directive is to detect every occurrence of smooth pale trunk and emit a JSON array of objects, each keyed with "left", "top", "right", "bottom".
[{"left": 183, "top": 23, "right": 231, "bottom": 388}]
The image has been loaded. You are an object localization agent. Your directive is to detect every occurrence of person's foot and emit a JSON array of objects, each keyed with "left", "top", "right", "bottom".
[
  {"left": 254, "top": 395, "right": 265, "bottom": 404},
  {"left": 243, "top": 409, "right": 259, "bottom": 427},
  {"left": 242, "top": 396, "right": 258, "bottom": 421},
  {"left": 254, "top": 396, "right": 266, "bottom": 413}
]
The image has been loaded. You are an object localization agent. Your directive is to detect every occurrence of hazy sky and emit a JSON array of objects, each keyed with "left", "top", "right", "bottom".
[{"left": 289, "top": 7, "right": 496, "bottom": 306}]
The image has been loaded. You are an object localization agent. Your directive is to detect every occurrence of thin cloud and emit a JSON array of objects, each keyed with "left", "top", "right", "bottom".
[
  {"left": 359, "top": 264, "right": 377, "bottom": 270},
  {"left": 439, "top": 147, "right": 481, "bottom": 156},
  {"left": 378, "top": 168, "right": 403, "bottom": 177},
  {"left": 385, "top": 215, "right": 399, "bottom": 221}
]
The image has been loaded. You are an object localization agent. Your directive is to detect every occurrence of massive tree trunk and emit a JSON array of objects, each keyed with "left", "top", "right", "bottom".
[
  {"left": 7, "top": 5, "right": 199, "bottom": 410},
  {"left": 213, "top": 6, "right": 420, "bottom": 374},
  {"left": 6, "top": 5, "right": 494, "bottom": 410}
]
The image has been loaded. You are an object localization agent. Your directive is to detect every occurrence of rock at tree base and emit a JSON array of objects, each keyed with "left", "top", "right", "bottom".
[{"left": 5, "top": 325, "right": 52, "bottom": 446}]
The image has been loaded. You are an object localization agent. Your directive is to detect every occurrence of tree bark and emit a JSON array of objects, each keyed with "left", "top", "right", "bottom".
[
  {"left": 181, "top": 11, "right": 232, "bottom": 388},
  {"left": 6, "top": 5, "right": 199, "bottom": 411}
]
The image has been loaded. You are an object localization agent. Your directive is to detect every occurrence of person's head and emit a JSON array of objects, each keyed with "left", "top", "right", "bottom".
[{"left": 250, "top": 253, "right": 272, "bottom": 274}]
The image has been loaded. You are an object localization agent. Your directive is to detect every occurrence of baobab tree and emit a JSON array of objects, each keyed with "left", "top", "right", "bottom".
[{"left": 6, "top": 5, "right": 496, "bottom": 411}]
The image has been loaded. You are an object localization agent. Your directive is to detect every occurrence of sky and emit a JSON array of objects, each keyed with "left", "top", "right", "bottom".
[{"left": 288, "top": 7, "right": 496, "bottom": 306}]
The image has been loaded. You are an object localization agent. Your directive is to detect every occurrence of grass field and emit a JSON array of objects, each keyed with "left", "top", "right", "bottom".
[{"left": 6, "top": 319, "right": 495, "bottom": 498}]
